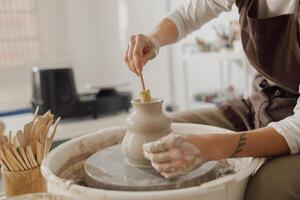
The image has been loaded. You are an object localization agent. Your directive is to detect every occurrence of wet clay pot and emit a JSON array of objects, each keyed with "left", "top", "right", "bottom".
[{"left": 122, "top": 98, "right": 172, "bottom": 167}]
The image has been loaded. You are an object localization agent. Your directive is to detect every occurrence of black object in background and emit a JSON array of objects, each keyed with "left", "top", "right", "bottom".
[{"left": 31, "top": 67, "right": 131, "bottom": 119}]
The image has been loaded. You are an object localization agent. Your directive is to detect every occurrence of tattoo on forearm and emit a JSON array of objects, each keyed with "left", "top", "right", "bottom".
[{"left": 231, "top": 133, "right": 247, "bottom": 157}]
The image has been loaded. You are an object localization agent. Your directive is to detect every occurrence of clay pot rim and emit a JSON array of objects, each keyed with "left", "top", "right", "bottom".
[{"left": 132, "top": 98, "right": 163, "bottom": 105}]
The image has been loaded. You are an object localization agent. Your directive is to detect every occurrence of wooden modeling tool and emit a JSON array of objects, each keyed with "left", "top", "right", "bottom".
[
  {"left": 0, "top": 107, "right": 60, "bottom": 172},
  {"left": 139, "top": 73, "right": 152, "bottom": 103}
]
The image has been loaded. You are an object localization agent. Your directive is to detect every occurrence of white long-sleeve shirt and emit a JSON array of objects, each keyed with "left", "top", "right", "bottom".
[{"left": 166, "top": 0, "right": 300, "bottom": 154}]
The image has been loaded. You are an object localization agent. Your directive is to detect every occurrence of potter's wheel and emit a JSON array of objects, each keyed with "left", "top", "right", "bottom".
[{"left": 84, "top": 145, "right": 218, "bottom": 191}]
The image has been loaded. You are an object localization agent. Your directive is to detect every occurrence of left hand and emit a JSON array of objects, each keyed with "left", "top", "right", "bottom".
[{"left": 143, "top": 133, "right": 208, "bottom": 179}]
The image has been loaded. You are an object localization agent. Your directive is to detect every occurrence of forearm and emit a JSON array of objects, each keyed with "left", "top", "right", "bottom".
[
  {"left": 148, "top": 18, "right": 179, "bottom": 47},
  {"left": 148, "top": 0, "right": 236, "bottom": 47},
  {"left": 187, "top": 127, "right": 290, "bottom": 160},
  {"left": 233, "top": 127, "right": 290, "bottom": 158}
]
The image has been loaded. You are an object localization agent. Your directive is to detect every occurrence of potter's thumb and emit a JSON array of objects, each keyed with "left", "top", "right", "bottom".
[
  {"left": 143, "top": 142, "right": 151, "bottom": 152},
  {"left": 143, "top": 140, "right": 161, "bottom": 153}
]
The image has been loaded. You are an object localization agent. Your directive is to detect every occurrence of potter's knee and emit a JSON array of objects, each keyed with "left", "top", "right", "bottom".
[
  {"left": 245, "top": 155, "right": 300, "bottom": 200},
  {"left": 170, "top": 107, "right": 219, "bottom": 124},
  {"left": 170, "top": 111, "right": 190, "bottom": 123}
]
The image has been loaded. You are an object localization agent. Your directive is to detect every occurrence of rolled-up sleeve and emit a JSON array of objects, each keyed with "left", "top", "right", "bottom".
[
  {"left": 268, "top": 85, "right": 300, "bottom": 154},
  {"left": 165, "top": 0, "right": 236, "bottom": 41}
]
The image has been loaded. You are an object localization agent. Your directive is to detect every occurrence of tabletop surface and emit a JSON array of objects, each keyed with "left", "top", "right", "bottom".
[{"left": 0, "top": 112, "right": 128, "bottom": 140}]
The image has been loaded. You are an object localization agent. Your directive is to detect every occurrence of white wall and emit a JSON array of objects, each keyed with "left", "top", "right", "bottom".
[
  {"left": 0, "top": 0, "right": 173, "bottom": 111},
  {"left": 65, "top": 0, "right": 129, "bottom": 92},
  {"left": 37, "top": 0, "right": 71, "bottom": 65},
  {"left": 0, "top": 0, "right": 71, "bottom": 110}
]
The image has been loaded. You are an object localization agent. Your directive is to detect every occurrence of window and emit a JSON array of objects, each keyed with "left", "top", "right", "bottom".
[{"left": 0, "top": 0, "right": 39, "bottom": 68}]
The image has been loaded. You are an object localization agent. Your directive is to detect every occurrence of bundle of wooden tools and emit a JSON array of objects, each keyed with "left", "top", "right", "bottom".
[{"left": 0, "top": 108, "right": 60, "bottom": 172}]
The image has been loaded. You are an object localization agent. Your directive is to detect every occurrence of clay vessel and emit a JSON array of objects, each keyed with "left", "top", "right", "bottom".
[{"left": 122, "top": 98, "right": 172, "bottom": 167}]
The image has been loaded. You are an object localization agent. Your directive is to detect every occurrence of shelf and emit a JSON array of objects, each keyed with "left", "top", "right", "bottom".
[{"left": 182, "top": 51, "right": 244, "bottom": 61}]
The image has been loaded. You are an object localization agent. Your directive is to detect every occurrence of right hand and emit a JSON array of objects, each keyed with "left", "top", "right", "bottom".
[
  {"left": 124, "top": 34, "right": 160, "bottom": 75},
  {"left": 143, "top": 134, "right": 208, "bottom": 179}
]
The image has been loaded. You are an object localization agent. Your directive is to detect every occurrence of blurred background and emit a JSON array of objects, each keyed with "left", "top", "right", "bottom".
[{"left": 0, "top": 0, "right": 256, "bottom": 119}]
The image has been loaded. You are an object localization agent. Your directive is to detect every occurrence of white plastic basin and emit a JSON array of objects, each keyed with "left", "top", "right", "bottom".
[{"left": 41, "top": 123, "right": 263, "bottom": 200}]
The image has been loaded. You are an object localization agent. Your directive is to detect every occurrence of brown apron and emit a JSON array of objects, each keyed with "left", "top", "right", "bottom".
[{"left": 219, "top": 0, "right": 300, "bottom": 131}]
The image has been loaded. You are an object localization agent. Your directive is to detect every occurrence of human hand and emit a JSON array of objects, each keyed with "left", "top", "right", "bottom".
[
  {"left": 143, "top": 134, "right": 207, "bottom": 179},
  {"left": 124, "top": 34, "right": 160, "bottom": 75}
]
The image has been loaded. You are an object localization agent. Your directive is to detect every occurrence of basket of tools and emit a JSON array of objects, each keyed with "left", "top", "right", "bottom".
[{"left": 0, "top": 108, "right": 60, "bottom": 197}]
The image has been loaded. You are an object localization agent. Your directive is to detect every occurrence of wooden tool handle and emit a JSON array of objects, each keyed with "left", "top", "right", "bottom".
[
  {"left": 139, "top": 73, "right": 146, "bottom": 91},
  {"left": 19, "top": 147, "right": 32, "bottom": 169}
]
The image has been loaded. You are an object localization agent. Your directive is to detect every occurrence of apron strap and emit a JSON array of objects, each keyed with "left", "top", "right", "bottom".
[{"left": 296, "top": 0, "right": 300, "bottom": 46}]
